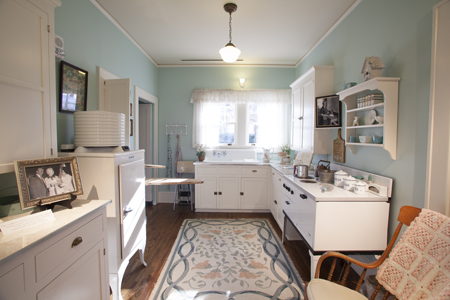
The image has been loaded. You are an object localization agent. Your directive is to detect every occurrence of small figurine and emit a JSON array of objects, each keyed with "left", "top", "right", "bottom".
[
  {"left": 353, "top": 116, "right": 360, "bottom": 126},
  {"left": 361, "top": 57, "right": 385, "bottom": 81}
]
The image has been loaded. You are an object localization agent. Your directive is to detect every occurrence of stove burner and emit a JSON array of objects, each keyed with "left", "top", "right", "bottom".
[{"left": 299, "top": 180, "right": 317, "bottom": 183}]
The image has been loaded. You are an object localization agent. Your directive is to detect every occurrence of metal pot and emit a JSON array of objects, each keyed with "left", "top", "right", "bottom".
[
  {"left": 318, "top": 169, "right": 337, "bottom": 183},
  {"left": 294, "top": 165, "right": 309, "bottom": 178},
  {"left": 315, "top": 160, "right": 330, "bottom": 177}
]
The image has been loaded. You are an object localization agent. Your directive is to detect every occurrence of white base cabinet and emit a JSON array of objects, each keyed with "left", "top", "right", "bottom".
[
  {"left": 0, "top": 200, "right": 110, "bottom": 300},
  {"left": 270, "top": 170, "right": 285, "bottom": 229},
  {"left": 195, "top": 165, "right": 269, "bottom": 211}
]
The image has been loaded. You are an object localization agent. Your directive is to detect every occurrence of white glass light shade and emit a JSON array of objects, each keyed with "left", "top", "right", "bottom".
[
  {"left": 239, "top": 78, "right": 245, "bottom": 87},
  {"left": 219, "top": 44, "right": 241, "bottom": 63}
]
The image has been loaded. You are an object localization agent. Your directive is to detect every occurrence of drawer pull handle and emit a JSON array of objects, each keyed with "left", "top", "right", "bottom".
[
  {"left": 300, "top": 194, "right": 307, "bottom": 199},
  {"left": 252, "top": 170, "right": 257, "bottom": 173},
  {"left": 123, "top": 206, "right": 133, "bottom": 216},
  {"left": 219, "top": 191, "right": 222, "bottom": 195},
  {"left": 285, "top": 201, "right": 290, "bottom": 205},
  {"left": 71, "top": 237, "right": 83, "bottom": 248},
  {"left": 278, "top": 179, "right": 281, "bottom": 181},
  {"left": 214, "top": 192, "right": 218, "bottom": 195}
]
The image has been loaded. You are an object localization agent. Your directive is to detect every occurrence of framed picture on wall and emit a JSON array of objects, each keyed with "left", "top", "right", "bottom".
[
  {"left": 315, "top": 95, "right": 341, "bottom": 128},
  {"left": 14, "top": 157, "right": 83, "bottom": 209},
  {"left": 59, "top": 61, "right": 88, "bottom": 113}
]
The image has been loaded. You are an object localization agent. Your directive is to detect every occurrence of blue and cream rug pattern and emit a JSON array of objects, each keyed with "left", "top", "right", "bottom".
[{"left": 149, "top": 219, "right": 305, "bottom": 299}]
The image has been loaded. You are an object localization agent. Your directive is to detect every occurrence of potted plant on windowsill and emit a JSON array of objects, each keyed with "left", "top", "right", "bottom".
[
  {"left": 280, "top": 144, "right": 291, "bottom": 164},
  {"left": 196, "top": 144, "right": 206, "bottom": 162}
]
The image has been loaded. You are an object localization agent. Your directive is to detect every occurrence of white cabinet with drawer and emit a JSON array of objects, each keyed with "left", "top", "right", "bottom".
[
  {"left": 0, "top": 200, "right": 110, "bottom": 300},
  {"left": 195, "top": 164, "right": 269, "bottom": 212}
]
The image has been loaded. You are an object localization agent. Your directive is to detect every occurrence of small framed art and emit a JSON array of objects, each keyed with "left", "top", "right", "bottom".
[
  {"left": 315, "top": 95, "right": 341, "bottom": 128},
  {"left": 14, "top": 157, "right": 83, "bottom": 209},
  {"left": 59, "top": 61, "right": 88, "bottom": 113}
]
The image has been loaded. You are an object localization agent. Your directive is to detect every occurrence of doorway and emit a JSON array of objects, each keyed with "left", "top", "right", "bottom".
[{"left": 135, "top": 86, "right": 158, "bottom": 204}]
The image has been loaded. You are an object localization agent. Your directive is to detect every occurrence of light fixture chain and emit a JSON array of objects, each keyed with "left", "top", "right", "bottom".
[{"left": 229, "top": 13, "right": 232, "bottom": 43}]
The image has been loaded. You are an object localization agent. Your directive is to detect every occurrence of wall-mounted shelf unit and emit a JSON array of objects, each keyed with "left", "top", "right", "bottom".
[{"left": 337, "top": 77, "right": 400, "bottom": 160}]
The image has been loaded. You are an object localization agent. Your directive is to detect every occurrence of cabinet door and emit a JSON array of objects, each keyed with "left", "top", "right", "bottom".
[
  {"left": 291, "top": 85, "right": 302, "bottom": 150},
  {"left": 218, "top": 177, "right": 240, "bottom": 209},
  {"left": 241, "top": 178, "right": 268, "bottom": 209},
  {"left": 37, "top": 240, "right": 108, "bottom": 300},
  {"left": 195, "top": 177, "right": 217, "bottom": 209},
  {"left": 300, "top": 76, "right": 315, "bottom": 152},
  {"left": 0, "top": 0, "right": 55, "bottom": 173}
]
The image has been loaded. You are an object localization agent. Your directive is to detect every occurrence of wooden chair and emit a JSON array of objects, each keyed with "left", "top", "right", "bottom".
[{"left": 306, "top": 206, "right": 428, "bottom": 300}]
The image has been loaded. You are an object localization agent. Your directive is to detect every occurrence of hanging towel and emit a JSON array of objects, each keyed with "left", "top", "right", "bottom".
[
  {"left": 166, "top": 134, "right": 173, "bottom": 178},
  {"left": 175, "top": 134, "right": 182, "bottom": 178}
]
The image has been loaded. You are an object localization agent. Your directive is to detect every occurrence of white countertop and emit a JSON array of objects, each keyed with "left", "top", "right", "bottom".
[{"left": 0, "top": 199, "right": 111, "bottom": 264}]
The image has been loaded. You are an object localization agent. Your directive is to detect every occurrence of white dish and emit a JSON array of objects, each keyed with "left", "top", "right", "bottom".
[
  {"left": 359, "top": 136, "right": 372, "bottom": 143},
  {"left": 365, "top": 110, "right": 377, "bottom": 125}
]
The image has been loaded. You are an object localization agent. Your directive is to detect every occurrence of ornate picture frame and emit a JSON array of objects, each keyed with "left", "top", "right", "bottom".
[
  {"left": 315, "top": 95, "right": 341, "bottom": 128},
  {"left": 59, "top": 61, "right": 88, "bottom": 113},
  {"left": 14, "top": 157, "right": 83, "bottom": 209}
]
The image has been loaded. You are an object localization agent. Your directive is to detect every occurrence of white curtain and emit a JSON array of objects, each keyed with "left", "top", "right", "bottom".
[{"left": 191, "top": 89, "right": 291, "bottom": 148}]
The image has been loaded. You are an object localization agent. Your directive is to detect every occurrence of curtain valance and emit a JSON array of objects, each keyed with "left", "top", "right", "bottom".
[{"left": 190, "top": 89, "right": 291, "bottom": 104}]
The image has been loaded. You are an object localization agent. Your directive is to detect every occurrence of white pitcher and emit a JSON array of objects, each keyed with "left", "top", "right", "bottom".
[{"left": 262, "top": 147, "right": 273, "bottom": 162}]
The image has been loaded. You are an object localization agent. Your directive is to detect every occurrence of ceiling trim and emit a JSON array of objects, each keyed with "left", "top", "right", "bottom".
[
  {"left": 158, "top": 64, "right": 296, "bottom": 68},
  {"left": 90, "top": 0, "right": 158, "bottom": 66},
  {"left": 295, "top": 0, "right": 362, "bottom": 67}
]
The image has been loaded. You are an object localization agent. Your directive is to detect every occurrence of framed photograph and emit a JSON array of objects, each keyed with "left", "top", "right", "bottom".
[
  {"left": 315, "top": 95, "right": 341, "bottom": 128},
  {"left": 14, "top": 157, "right": 83, "bottom": 209},
  {"left": 59, "top": 61, "right": 88, "bottom": 113}
]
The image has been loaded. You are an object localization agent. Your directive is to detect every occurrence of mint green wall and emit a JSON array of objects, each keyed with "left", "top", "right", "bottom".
[
  {"left": 295, "top": 0, "right": 440, "bottom": 237},
  {"left": 55, "top": 0, "right": 158, "bottom": 150},
  {"left": 157, "top": 67, "right": 295, "bottom": 188}
]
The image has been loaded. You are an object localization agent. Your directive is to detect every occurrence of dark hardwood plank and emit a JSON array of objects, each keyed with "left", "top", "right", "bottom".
[{"left": 117, "top": 203, "right": 312, "bottom": 300}]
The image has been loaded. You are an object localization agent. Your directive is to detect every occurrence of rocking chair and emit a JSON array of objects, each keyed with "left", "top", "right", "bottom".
[{"left": 306, "top": 205, "right": 450, "bottom": 300}]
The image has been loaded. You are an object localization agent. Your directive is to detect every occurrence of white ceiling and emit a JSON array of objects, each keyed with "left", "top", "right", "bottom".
[{"left": 94, "top": 0, "right": 359, "bottom": 66}]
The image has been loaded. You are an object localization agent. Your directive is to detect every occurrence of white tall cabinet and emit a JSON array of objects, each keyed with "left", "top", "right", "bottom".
[
  {"left": 290, "top": 66, "right": 334, "bottom": 153},
  {"left": 0, "top": 0, "right": 60, "bottom": 173}
]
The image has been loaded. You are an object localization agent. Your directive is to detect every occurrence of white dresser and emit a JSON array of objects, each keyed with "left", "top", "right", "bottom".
[
  {"left": 0, "top": 200, "right": 111, "bottom": 300},
  {"left": 61, "top": 149, "right": 147, "bottom": 300}
]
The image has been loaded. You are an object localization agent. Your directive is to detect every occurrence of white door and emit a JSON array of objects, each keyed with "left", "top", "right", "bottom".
[
  {"left": 301, "top": 76, "right": 315, "bottom": 152},
  {"left": 104, "top": 79, "right": 131, "bottom": 148},
  {"left": 196, "top": 177, "right": 218, "bottom": 209},
  {"left": 291, "top": 85, "right": 302, "bottom": 150},
  {"left": 218, "top": 177, "right": 240, "bottom": 209},
  {"left": 0, "top": 0, "right": 55, "bottom": 173},
  {"left": 241, "top": 178, "right": 268, "bottom": 209},
  {"left": 426, "top": 0, "right": 450, "bottom": 216}
]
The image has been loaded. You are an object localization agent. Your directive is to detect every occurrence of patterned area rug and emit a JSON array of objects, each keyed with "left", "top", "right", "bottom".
[{"left": 149, "top": 219, "right": 305, "bottom": 299}]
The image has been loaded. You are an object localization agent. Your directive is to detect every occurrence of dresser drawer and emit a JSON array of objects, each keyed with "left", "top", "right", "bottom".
[
  {"left": 35, "top": 215, "right": 103, "bottom": 282},
  {"left": 196, "top": 166, "right": 217, "bottom": 176},
  {"left": 241, "top": 167, "right": 268, "bottom": 177},
  {"left": 0, "top": 264, "right": 24, "bottom": 300}
]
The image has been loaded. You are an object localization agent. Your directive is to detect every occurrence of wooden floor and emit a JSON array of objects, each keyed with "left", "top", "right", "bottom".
[{"left": 116, "top": 203, "right": 312, "bottom": 300}]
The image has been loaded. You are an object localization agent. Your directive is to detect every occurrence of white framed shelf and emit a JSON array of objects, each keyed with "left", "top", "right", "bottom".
[
  {"left": 337, "top": 77, "right": 400, "bottom": 160},
  {"left": 346, "top": 143, "right": 383, "bottom": 147},
  {"left": 347, "top": 124, "right": 384, "bottom": 129},
  {"left": 347, "top": 103, "right": 384, "bottom": 113}
]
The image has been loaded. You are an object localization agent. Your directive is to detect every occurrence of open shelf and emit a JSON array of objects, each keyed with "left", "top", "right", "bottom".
[{"left": 337, "top": 77, "right": 400, "bottom": 160}]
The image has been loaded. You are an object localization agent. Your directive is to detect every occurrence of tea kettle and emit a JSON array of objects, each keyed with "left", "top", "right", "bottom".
[{"left": 315, "top": 160, "right": 330, "bottom": 177}]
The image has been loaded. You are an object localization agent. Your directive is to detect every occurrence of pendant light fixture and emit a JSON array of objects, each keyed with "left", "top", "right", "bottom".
[{"left": 219, "top": 3, "right": 241, "bottom": 63}]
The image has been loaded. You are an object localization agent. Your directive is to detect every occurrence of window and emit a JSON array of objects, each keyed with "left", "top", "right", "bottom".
[{"left": 191, "top": 89, "right": 291, "bottom": 148}]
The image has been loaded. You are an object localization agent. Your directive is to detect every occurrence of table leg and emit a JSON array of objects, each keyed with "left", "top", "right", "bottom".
[
  {"left": 173, "top": 184, "right": 178, "bottom": 211},
  {"left": 309, "top": 250, "right": 321, "bottom": 280}
]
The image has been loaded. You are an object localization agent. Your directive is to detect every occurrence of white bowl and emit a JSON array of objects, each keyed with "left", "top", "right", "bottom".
[{"left": 359, "top": 136, "right": 372, "bottom": 143}]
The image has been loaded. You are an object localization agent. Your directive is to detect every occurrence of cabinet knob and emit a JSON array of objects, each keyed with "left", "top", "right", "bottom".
[
  {"left": 287, "top": 187, "right": 291, "bottom": 192},
  {"left": 274, "top": 200, "right": 277, "bottom": 204},
  {"left": 71, "top": 236, "right": 83, "bottom": 248},
  {"left": 219, "top": 191, "right": 222, "bottom": 195},
  {"left": 299, "top": 116, "right": 303, "bottom": 120},
  {"left": 214, "top": 192, "right": 217, "bottom": 195},
  {"left": 240, "top": 192, "right": 244, "bottom": 196},
  {"left": 283, "top": 183, "right": 286, "bottom": 188},
  {"left": 285, "top": 201, "right": 290, "bottom": 205},
  {"left": 300, "top": 194, "right": 307, "bottom": 199},
  {"left": 291, "top": 190, "right": 294, "bottom": 195}
]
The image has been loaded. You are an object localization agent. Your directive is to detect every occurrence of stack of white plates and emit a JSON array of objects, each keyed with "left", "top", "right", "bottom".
[{"left": 74, "top": 111, "right": 125, "bottom": 147}]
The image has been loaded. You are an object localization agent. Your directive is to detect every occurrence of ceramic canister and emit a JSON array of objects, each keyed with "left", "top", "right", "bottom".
[
  {"left": 343, "top": 176, "right": 357, "bottom": 191},
  {"left": 354, "top": 181, "right": 367, "bottom": 195},
  {"left": 334, "top": 170, "right": 348, "bottom": 187}
]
